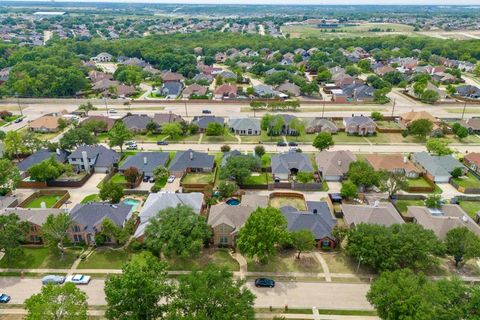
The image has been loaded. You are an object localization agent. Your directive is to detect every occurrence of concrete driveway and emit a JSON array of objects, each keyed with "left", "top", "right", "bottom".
[{"left": 63, "top": 173, "right": 106, "bottom": 205}]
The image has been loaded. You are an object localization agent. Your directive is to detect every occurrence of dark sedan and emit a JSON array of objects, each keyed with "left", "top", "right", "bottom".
[{"left": 254, "top": 278, "right": 275, "bottom": 288}]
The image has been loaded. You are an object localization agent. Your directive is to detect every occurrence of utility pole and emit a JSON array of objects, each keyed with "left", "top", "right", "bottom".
[
  {"left": 391, "top": 98, "right": 396, "bottom": 117},
  {"left": 184, "top": 101, "right": 188, "bottom": 118},
  {"left": 15, "top": 93, "right": 23, "bottom": 116},
  {"left": 461, "top": 101, "right": 467, "bottom": 120},
  {"left": 322, "top": 100, "right": 325, "bottom": 118},
  {"left": 104, "top": 96, "right": 109, "bottom": 114}
]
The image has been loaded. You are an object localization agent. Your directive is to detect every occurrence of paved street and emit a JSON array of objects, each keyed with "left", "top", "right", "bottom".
[{"left": 0, "top": 277, "right": 373, "bottom": 310}]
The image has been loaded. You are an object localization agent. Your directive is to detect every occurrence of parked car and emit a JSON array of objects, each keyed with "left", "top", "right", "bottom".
[
  {"left": 0, "top": 294, "right": 10, "bottom": 303},
  {"left": 276, "top": 141, "right": 287, "bottom": 147},
  {"left": 42, "top": 275, "right": 66, "bottom": 285},
  {"left": 14, "top": 118, "right": 23, "bottom": 123},
  {"left": 65, "top": 274, "right": 91, "bottom": 285},
  {"left": 202, "top": 109, "right": 212, "bottom": 114},
  {"left": 157, "top": 141, "right": 168, "bottom": 145},
  {"left": 288, "top": 141, "right": 298, "bottom": 147},
  {"left": 148, "top": 177, "right": 155, "bottom": 183},
  {"left": 108, "top": 109, "right": 118, "bottom": 114},
  {"left": 143, "top": 176, "right": 150, "bottom": 182},
  {"left": 254, "top": 278, "right": 275, "bottom": 288},
  {"left": 167, "top": 175, "right": 175, "bottom": 183},
  {"left": 125, "top": 140, "right": 137, "bottom": 146},
  {"left": 126, "top": 145, "right": 138, "bottom": 150}
]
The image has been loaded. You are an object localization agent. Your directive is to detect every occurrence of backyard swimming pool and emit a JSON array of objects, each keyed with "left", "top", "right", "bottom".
[{"left": 123, "top": 198, "right": 141, "bottom": 211}]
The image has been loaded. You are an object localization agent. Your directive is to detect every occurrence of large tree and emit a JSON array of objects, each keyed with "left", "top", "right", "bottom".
[
  {"left": 99, "top": 181, "right": 124, "bottom": 204},
  {"left": 445, "top": 227, "right": 480, "bottom": 267},
  {"left": 169, "top": 265, "right": 255, "bottom": 320},
  {"left": 220, "top": 155, "right": 260, "bottom": 185},
  {"left": 25, "top": 283, "right": 88, "bottom": 320},
  {"left": 41, "top": 213, "right": 72, "bottom": 259},
  {"left": 0, "top": 159, "right": 20, "bottom": 195},
  {"left": 312, "top": 132, "right": 334, "bottom": 151},
  {"left": 379, "top": 171, "right": 408, "bottom": 198},
  {"left": 4, "top": 130, "right": 26, "bottom": 159},
  {"left": 290, "top": 230, "right": 316, "bottom": 259},
  {"left": 28, "top": 156, "right": 72, "bottom": 182},
  {"left": 237, "top": 207, "right": 288, "bottom": 263},
  {"left": 161, "top": 122, "right": 183, "bottom": 140},
  {"left": 60, "top": 127, "right": 97, "bottom": 150},
  {"left": 347, "top": 161, "right": 380, "bottom": 190},
  {"left": 108, "top": 122, "right": 133, "bottom": 153},
  {"left": 426, "top": 138, "right": 453, "bottom": 155},
  {"left": 0, "top": 213, "right": 29, "bottom": 261},
  {"left": 104, "top": 252, "right": 173, "bottom": 320},
  {"left": 205, "top": 122, "right": 224, "bottom": 136},
  {"left": 77, "top": 101, "right": 97, "bottom": 116},
  {"left": 408, "top": 119, "right": 433, "bottom": 138},
  {"left": 346, "top": 223, "right": 442, "bottom": 272},
  {"left": 144, "top": 205, "right": 211, "bottom": 258}
]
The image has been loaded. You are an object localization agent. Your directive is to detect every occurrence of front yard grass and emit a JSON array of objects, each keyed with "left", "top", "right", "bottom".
[
  {"left": 452, "top": 172, "right": 480, "bottom": 189},
  {"left": 78, "top": 249, "right": 131, "bottom": 269},
  {"left": 320, "top": 251, "right": 374, "bottom": 275},
  {"left": 375, "top": 120, "right": 402, "bottom": 129},
  {"left": 181, "top": 172, "right": 214, "bottom": 184},
  {"left": 25, "top": 195, "right": 61, "bottom": 208},
  {"left": 165, "top": 248, "right": 239, "bottom": 271},
  {"left": 458, "top": 201, "right": 480, "bottom": 219},
  {"left": 270, "top": 196, "right": 307, "bottom": 211},
  {"left": 0, "top": 246, "right": 79, "bottom": 269},
  {"left": 332, "top": 132, "right": 369, "bottom": 144},
  {"left": 247, "top": 250, "right": 323, "bottom": 273},
  {"left": 202, "top": 131, "right": 237, "bottom": 143}
]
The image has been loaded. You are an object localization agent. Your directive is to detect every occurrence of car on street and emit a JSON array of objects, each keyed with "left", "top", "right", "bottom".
[
  {"left": 202, "top": 109, "right": 212, "bottom": 114},
  {"left": 108, "top": 109, "right": 118, "bottom": 114},
  {"left": 143, "top": 176, "right": 150, "bottom": 182},
  {"left": 126, "top": 145, "right": 138, "bottom": 150},
  {"left": 254, "top": 278, "right": 275, "bottom": 288},
  {"left": 276, "top": 141, "right": 287, "bottom": 147},
  {"left": 148, "top": 177, "right": 155, "bottom": 183},
  {"left": 0, "top": 294, "right": 11, "bottom": 303},
  {"left": 125, "top": 140, "right": 137, "bottom": 146},
  {"left": 65, "top": 274, "right": 91, "bottom": 285},
  {"left": 42, "top": 275, "right": 66, "bottom": 285},
  {"left": 14, "top": 118, "right": 23, "bottom": 123},
  {"left": 288, "top": 141, "right": 298, "bottom": 147},
  {"left": 167, "top": 175, "right": 175, "bottom": 183},
  {"left": 157, "top": 141, "right": 168, "bottom": 145}
]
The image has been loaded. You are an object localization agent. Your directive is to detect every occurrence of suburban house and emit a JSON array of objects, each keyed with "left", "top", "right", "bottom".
[
  {"left": 191, "top": 116, "right": 225, "bottom": 133},
  {"left": 229, "top": 118, "right": 261, "bottom": 136},
  {"left": 280, "top": 201, "right": 337, "bottom": 249},
  {"left": 68, "top": 145, "right": 120, "bottom": 173},
  {"left": 168, "top": 149, "right": 215, "bottom": 177},
  {"left": 135, "top": 192, "right": 204, "bottom": 240},
  {"left": 399, "top": 111, "right": 439, "bottom": 128},
  {"left": 277, "top": 81, "right": 301, "bottom": 97},
  {"left": 464, "top": 153, "right": 480, "bottom": 175},
  {"left": 458, "top": 118, "right": 480, "bottom": 134},
  {"left": 182, "top": 84, "right": 207, "bottom": 98},
  {"left": 1, "top": 208, "right": 63, "bottom": 244},
  {"left": 343, "top": 116, "right": 376, "bottom": 135},
  {"left": 214, "top": 84, "right": 237, "bottom": 100},
  {"left": 253, "top": 84, "right": 287, "bottom": 98},
  {"left": 408, "top": 205, "right": 480, "bottom": 239},
  {"left": 271, "top": 151, "right": 314, "bottom": 181},
  {"left": 220, "top": 150, "right": 243, "bottom": 167},
  {"left": 28, "top": 116, "right": 61, "bottom": 133},
  {"left": 119, "top": 152, "right": 170, "bottom": 178},
  {"left": 0, "top": 196, "right": 19, "bottom": 211},
  {"left": 456, "top": 85, "right": 480, "bottom": 100},
  {"left": 161, "top": 71, "right": 185, "bottom": 83},
  {"left": 68, "top": 202, "right": 134, "bottom": 245},
  {"left": 305, "top": 118, "right": 338, "bottom": 134},
  {"left": 17, "top": 149, "right": 69, "bottom": 175},
  {"left": 374, "top": 65, "right": 395, "bottom": 77},
  {"left": 268, "top": 114, "right": 299, "bottom": 136},
  {"left": 316, "top": 150, "right": 356, "bottom": 181},
  {"left": 159, "top": 81, "right": 183, "bottom": 99},
  {"left": 82, "top": 116, "right": 116, "bottom": 132},
  {"left": 366, "top": 154, "right": 421, "bottom": 178},
  {"left": 208, "top": 194, "right": 268, "bottom": 246},
  {"left": 122, "top": 114, "right": 156, "bottom": 133},
  {"left": 341, "top": 84, "right": 375, "bottom": 102},
  {"left": 342, "top": 202, "right": 405, "bottom": 227},
  {"left": 153, "top": 112, "right": 184, "bottom": 129},
  {"left": 412, "top": 152, "right": 466, "bottom": 183},
  {"left": 90, "top": 52, "right": 113, "bottom": 62}
]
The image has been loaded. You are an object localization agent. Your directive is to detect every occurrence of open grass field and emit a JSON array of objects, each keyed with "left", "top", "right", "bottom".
[
  {"left": 25, "top": 195, "right": 61, "bottom": 208},
  {"left": 282, "top": 23, "right": 414, "bottom": 39}
]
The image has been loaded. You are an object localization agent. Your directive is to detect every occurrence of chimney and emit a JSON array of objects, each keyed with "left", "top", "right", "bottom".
[
  {"left": 82, "top": 151, "right": 90, "bottom": 172},
  {"left": 190, "top": 151, "right": 194, "bottom": 160},
  {"left": 143, "top": 157, "right": 148, "bottom": 165},
  {"left": 56, "top": 148, "right": 61, "bottom": 155},
  {"left": 337, "top": 160, "right": 342, "bottom": 167},
  {"left": 403, "top": 155, "right": 408, "bottom": 164}
]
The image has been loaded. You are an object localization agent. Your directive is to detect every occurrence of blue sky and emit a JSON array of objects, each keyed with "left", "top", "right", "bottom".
[{"left": 21, "top": 0, "right": 480, "bottom": 4}]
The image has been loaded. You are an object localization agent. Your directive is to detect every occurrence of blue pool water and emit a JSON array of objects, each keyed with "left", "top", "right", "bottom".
[
  {"left": 226, "top": 198, "right": 240, "bottom": 206},
  {"left": 123, "top": 198, "right": 141, "bottom": 211}
]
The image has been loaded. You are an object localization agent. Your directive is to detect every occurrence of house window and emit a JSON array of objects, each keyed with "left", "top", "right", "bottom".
[
  {"left": 72, "top": 225, "right": 80, "bottom": 232},
  {"left": 219, "top": 236, "right": 229, "bottom": 245},
  {"left": 322, "top": 239, "right": 331, "bottom": 248},
  {"left": 31, "top": 225, "right": 37, "bottom": 232},
  {"left": 30, "top": 235, "right": 41, "bottom": 243},
  {"left": 73, "top": 234, "right": 83, "bottom": 243}
]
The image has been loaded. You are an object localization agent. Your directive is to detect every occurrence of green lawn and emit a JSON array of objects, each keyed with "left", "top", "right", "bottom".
[
  {"left": 165, "top": 248, "right": 239, "bottom": 271},
  {"left": 286, "top": 133, "right": 317, "bottom": 143},
  {"left": 261, "top": 154, "right": 271, "bottom": 168},
  {"left": 458, "top": 201, "right": 480, "bottom": 219},
  {"left": 321, "top": 252, "right": 374, "bottom": 275},
  {"left": 81, "top": 194, "right": 101, "bottom": 204},
  {"left": 270, "top": 196, "right": 307, "bottom": 211},
  {"left": 239, "top": 134, "right": 263, "bottom": 144},
  {"left": 182, "top": 172, "right": 214, "bottom": 184},
  {"left": 243, "top": 173, "right": 273, "bottom": 185},
  {"left": 452, "top": 173, "right": 480, "bottom": 189},
  {"left": 407, "top": 177, "right": 432, "bottom": 188},
  {"left": 0, "top": 246, "right": 80, "bottom": 269},
  {"left": 110, "top": 173, "right": 127, "bottom": 184},
  {"left": 394, "top": 199, "right": 425, "bottom": 215},
  {"left": 25, "top": 195, "right": 61, "bottom": 208},
  {"left": 78, "top": 249, "right": 131, "bottom": 269},
  {"left": 202, "top": 131, "right": 237, "bottom": 143},
  {"left": 376, "top": 121, "right": 402, "bottom": 129},
  {"left": 247, "top": 250, "right": 322, "bottom": 273},
  {"left": 332, "top": 132, "right": 369, "bottom": 144},
  {"left": 132, "top": 133, "right": 168, "bottom": 142}
]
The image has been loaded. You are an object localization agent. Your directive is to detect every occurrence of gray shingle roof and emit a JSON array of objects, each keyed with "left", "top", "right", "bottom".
[
  {"left": 17, "top": 149, "right": 69, "bottom": 172},
  {"left": 281, "top": 201, "right": 337, "bottom": 239},
  {"left": 68, "top": 145, "right": 119, "bottom": 168},
  {"left": 271, "top": 151, "right": 314, "bottom": 175},
  {"left": 344, "top": 116, "right": 375, "bottom": 126},
  {"left": 192, "top": 116, "right": 225, "bottom": 130},
  {"left": 69, "top": 202, "right": 133, "bottom": 233},
  {"left": 120, "top": 152, "right": 169, "bottom": 176},
  {"left": 122, "top": 115, "right": 154, "bottom": 131},
  {"left": 412, "top": 152, "right": 465, "bottom": 178},
  {"left": 169, "top": 149, "right": 215, "bottom": 172},
  {"left": 229, "top": 118, "right": 260, "bottom": 132}
]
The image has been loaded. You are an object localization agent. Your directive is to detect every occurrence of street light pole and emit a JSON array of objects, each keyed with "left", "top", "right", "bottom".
[
  {"left": 322, "top": 100, "right": 325, "bottom": 118},
  {"left": 184, "top": 101, "right": 189, "bottom": 118},
  {"left": 391, "top": 98, "right": 396, "bottom": 117},
  {"left": 15, "top": 93, "right": 23, "bottom": 116},
  {"left": 461, "top": 101, "right": 467, "bottom": 120}
]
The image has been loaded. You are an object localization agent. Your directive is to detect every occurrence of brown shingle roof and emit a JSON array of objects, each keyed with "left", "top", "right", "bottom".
[
  {"left": 366, "top": 154, "right": 421, "bottom": 174},
  {"left": 28, "top": 116, "right": 59, "bottom": 130}
]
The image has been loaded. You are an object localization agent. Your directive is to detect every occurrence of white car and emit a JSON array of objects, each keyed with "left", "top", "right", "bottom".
[
  {"left": 108, "top": 109, "right": 118, "bottom": 114},
  {"left": 167, "top": 175, "right": 175, "bottom": 183},
  {"left": 65, "top": 274, "right": 91, "bottom": 285},
  {"left": 125, "top": 140, "right": 137, "bottom": 146}
]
